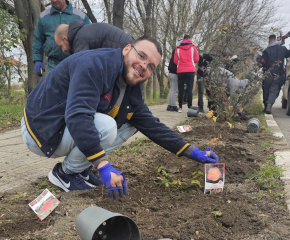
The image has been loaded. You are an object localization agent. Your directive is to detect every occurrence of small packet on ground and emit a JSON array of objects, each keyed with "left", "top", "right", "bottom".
[
  {"left": 177, "top": 125, "right": 192, "bottom": 133},
  {"left": 204, "top": 163, "right": 225, "bottom": 194},
  {"left": 29, "top": 188, "right": 60, "bottom": 221}
]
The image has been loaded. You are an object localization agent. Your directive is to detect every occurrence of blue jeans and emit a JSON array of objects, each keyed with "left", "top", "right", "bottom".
[{"left": 21, "top": 113, "right": 136, "bottom": 173}]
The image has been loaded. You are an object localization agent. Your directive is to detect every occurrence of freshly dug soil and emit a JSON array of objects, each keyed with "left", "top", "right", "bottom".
[{"left": 1, "top": 116, "right": 290, "bottom": 240}]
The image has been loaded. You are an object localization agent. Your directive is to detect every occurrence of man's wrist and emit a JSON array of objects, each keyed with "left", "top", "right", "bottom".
[
  {"left": 97, "top": 160, "right": 109, "bottom": 169},
  {"left": 180, "top": 145, "right": 194, "bottom": 158}
]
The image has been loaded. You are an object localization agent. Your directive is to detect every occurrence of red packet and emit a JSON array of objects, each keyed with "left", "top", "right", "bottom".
[
  {"left": 177, "top": 125, "right": 192, "bottom": 133},
  {"left": 29, "top": 188, "right": 60, "bottom": 221}
]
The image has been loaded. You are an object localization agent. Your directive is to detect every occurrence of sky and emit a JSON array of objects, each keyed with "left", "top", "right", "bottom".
[{"left": 276, "top": 0, "right": 290, "bottom": 48}]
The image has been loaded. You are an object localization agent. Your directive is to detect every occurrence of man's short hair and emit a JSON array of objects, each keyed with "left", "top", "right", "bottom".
[
  {"left": 132, "top": 36, "right": 162, "bottom": 56},
  {"left": 183, "top": 34, "right": 190, "bottom": 39},
  {"left": 269, "top": 34, "right": 276, "bottom": 41},
  {"left": 55, "top": 24, "right": 69, "bottom": 40}
]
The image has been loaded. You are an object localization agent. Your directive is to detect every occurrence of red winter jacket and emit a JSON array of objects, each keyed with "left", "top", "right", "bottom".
[{"left": 174, "top": 39, "right": 199, "bottom": 73}]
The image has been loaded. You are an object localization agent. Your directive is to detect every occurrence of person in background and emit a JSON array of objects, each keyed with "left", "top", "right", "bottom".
[
  {"left": 32, "top": 0, "right": 91, "bottom": 76},
  {"left": 54, "top": 19, "right": 134, "bottom": 54},
  {"left": 197, "top": 53, "right": 213, "bottom": 113},
  {"left": 166, "top": 37, "right": 183, "bottom": 112},
  {"left": 260, "top": 34, "right": 290, "bottom": 114},
  {"left": 22, "top": 36, "right": 218, "bottom": 200},
  {"left": 174, "top": 34, "right": 199, "bottom": 113}
]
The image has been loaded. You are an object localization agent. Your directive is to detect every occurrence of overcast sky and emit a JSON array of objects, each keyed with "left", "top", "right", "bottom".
[{"left": 276, "top": 0, "right": 290, "bottom": 48}]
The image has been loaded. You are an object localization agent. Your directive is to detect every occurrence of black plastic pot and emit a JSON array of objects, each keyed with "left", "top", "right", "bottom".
[{"left": 76, "top": 206, "right": 140, "bottom": 240}]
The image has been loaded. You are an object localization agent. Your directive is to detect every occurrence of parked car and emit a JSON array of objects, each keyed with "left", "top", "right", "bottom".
[{"left": 282, "top": 60, "right": 290, "bottom": 115}]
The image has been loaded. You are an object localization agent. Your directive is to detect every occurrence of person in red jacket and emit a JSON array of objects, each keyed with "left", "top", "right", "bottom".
[{"left": 174, "top": 35, "right": 199, "bottom": 113}]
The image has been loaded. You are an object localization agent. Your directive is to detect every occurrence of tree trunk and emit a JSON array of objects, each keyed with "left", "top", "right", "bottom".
[
  {"left": 113, "top": 0, "right": 125, "bottom": 29},
  {"left": 156, "top": 65, "right": 164, "bottom": 99},
  {"left": 103, "top": 0, "right": 112, "bottom": 24},
  {"left": 153, "top": 73, "right": 156, "bottom": 99},
  {"left": 143, "top": 0, "right": 152, "bottom": 37},
  {"left": 159, "top": 17, "right": 170, "bottom": 99},
  {"left": 13, "top": 0, "right": 42, "bottom": 95},
  {"left": 151, "top": 0, "right": 157, "bottom": 99},
  {"left": 81, "top": 0, "right": 97, "bottom": 23},
  {"left": 146, "top": 75, "right": 152, "bottom": 100},
  {"left": 8, "top": 67, "right": 11, "bottom": 101}
]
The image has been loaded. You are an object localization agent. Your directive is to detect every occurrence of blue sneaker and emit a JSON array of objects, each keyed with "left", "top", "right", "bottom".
[
  {"left": 48, "top": 163, "right": 94, "bottom": 192},
  {"left": 79, "top": 166, "right": 103, "bottom": 187}
]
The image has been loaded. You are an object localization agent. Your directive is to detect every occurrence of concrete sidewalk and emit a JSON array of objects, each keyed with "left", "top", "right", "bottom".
[{"left": 0, "top": 102, "right": 192, "bottom": 192}]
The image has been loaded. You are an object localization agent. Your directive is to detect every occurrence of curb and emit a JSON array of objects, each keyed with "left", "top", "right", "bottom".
[{"left": 264, "top": 113, "right": 290, "bottom": 211}]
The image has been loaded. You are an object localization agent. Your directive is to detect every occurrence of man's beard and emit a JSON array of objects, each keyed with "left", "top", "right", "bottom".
[
  {"left": 122, "top": 59, "right": 131, "bottom": 86},
  {"left": 122, "top": 55, "right": 137, "bottom": 86}
]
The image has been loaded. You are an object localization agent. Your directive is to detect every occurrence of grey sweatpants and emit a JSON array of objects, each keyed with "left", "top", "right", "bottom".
[
  {"left": 168, "top": 73, "right": 178, "bottom": 106},
  {"left": 263, "top": 73, "right": 285, "bottom": 105}
]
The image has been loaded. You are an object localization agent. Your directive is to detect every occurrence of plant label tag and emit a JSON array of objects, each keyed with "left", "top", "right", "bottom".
[
  {"left": 177, "top": 125, "right": 192, "bottom": 133},
  {"left": 204, "top": 163, "right": 225, "bottom": 194},
  {"left": 28, "top": 188, "right": 60, "bottom": 221}
]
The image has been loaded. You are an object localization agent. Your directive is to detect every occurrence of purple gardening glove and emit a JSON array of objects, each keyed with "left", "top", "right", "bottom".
[
  {"left": 35, "top": 61, "right": 45, "bottom": 77},
  {"left": 190, "top": 147, "right": 219, "bottom": 163},
  {"left": 97, "top": 163, "right": 128, "bottom": 200}
]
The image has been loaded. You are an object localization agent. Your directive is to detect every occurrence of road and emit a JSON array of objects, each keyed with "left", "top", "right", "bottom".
[{"left": 272, "top": 90, "right": 290, "bottom": 146}]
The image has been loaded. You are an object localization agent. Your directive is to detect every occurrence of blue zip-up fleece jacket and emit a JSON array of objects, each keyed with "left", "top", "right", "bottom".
[
  {"left": 24, "top": 48, "right": 190, "bottom": 163},
  {"left": 32, "top": 1, "right": 91, "bottom": 63}
]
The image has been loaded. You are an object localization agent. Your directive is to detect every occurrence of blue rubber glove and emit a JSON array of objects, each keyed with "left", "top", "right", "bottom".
[
  {"left": 190, "top": 147, "right": 219, "bottom": 163},
  {"left": 97, "top": 163, "right": 128, "bottom": 200},
  {"left": 35, "top": 61, "right": 45, "bottom": 76}
]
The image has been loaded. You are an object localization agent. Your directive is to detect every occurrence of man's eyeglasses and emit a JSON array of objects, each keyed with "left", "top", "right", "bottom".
[{"left": 131, "top": 45, "right": 156, "bottom": 75}]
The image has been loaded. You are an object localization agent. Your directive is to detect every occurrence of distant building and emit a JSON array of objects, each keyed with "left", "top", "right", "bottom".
[{"left": 0, "top": 57, "right": 27, "bottom": 85}]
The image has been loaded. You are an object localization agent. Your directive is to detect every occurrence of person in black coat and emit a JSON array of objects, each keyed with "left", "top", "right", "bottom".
[
  {"left": 261, "top": 34, "right": 290, "bottom": 114},
  {"left": 197, "top": 53, "right": 213, "bottom": 112},
  {"left": 54, "top": 19, "right": 134, "bottom": 54}
]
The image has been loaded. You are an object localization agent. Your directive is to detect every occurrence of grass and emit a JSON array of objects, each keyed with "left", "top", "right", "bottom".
[
  {"left": 259, "top": 142, "right": 272, "bottom": 148},
  {"left": 109, "top": 138, "right": 149, "bottom": 157},
  {"left": 0, "top": 91, "right": 26, "bottom": 131},
  {"left": 249, "top": 153, "right": 285, "bottom": 201},
  {"left": 0, "top": 88, "right": 169, "bottom": 132},
  {"left": 243, "top": 93, "right": 285, "bottom": 201},
  {"left": 250, "top": 163, "right": 284, "bottom": 190},
  {"left": 145, "top": 92, "right": 168, "bottom": 106},
  {"left": 243, "top": 91, "right": 274, "bottom": 135}
]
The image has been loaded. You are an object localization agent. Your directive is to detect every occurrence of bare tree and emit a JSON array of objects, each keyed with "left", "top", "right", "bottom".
[
  {"left": 103, "top": 0, "right": 112, "bottom": 24},
  {"left": 113, "top": 0, "right": 125, "bottom": 29},
  {"left": 81, "top": 0, "right": 97, "bottom": 23},
  {"left": 12, "top": 0, "right": 43, "bottom": 95}
]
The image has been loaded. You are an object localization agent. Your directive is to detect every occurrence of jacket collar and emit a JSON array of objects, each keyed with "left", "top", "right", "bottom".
[
  {"left": 50, "top": 1, "right": 72, "bottom": 14},
  {"left": 268, "top": 40, "right": 280, "bottom": 47}
]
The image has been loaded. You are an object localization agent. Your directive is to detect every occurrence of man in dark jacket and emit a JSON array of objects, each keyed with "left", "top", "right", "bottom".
[
  {"left": 21, "top": 36, "right": 218, "bottom": 199},
  {"left": 261, "top": 34, "right": 290, "bottom": 114},
  {"left": 55, "top": 19, "right": 134, "bottom": 54},
  {"left": 197, "top": 54, "right": 213, "bottom": 112},
  {"left": 32, "top": 0, "right": 91, "bottom": 76}
]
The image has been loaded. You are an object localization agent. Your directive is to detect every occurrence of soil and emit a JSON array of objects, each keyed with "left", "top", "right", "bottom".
[{"left": 1, "top": 116, "right": 290, "bottom": 240}]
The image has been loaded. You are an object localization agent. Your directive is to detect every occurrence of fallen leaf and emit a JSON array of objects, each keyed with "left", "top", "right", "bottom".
[
  {"left": 212, "top": 210, "right": 222, "bottom": 217},
  {"left": 226, "top": 121, "right": 233, "bottom": 129},
  {"left": 209, "top": 138, "right": 218, "bottom": 145},
  {"left": 206, "top": 110, "right": 214, "bottom": 118}
]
